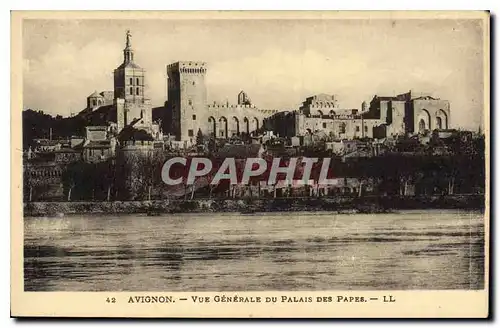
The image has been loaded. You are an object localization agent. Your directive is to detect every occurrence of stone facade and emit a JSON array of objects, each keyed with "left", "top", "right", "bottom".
[
  {"left": 86, "top": 90, "right": 114, "bottom": 109},
  {"left": 368, "top": 91, "right": 451, "bottom": 136},
  {"left": 206, "top": 102, "right": 274, "bottom": 139},
  {"left": 167, "top": 61, "right": 208, "bottom": 142},
  {"left": 167, "top": 61, "right": 278, "bottom": 142},
  {"left": 82, "top": 126, "right": 116, "bottom": 163},
  {"left": 83, "top": 31, "right": 162, "bottom": 150},
  {"left": 82, "top": 32, "right": 452, "bottom": 146},
  {"left": 266, "top": 91, "right": 450, "bottom": 140},
  {"left": 113, "top": 32, "right": 153, "bottom": 134},
  {"left": 115, "top": 98, "right": 154, "bottom": 134},
  {"left": 299, "top": 93, "right": 341, "bottom": 116},
  {"left": 410, "top": 97, "right": 450, "bottom": 133}
]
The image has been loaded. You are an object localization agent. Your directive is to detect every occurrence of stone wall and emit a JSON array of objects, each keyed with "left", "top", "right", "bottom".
[{"left": 23, "top": 195, "right": 485, "bottom": 216}]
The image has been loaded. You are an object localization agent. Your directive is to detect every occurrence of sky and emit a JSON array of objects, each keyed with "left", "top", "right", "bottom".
[{"left": 22, "top": 17, "right": 485, "bottom": 130}]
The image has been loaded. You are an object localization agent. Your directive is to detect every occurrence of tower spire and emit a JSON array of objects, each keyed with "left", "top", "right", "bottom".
[
  {"left": 126, "top": 29, "right": 132, "bottom": 48},
  {"left": 123, "top": 29, "right": 134, "bottom": 63}
]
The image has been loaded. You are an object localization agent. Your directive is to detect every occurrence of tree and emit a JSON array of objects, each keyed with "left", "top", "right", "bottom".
[
  {"left": 62, "top": 161, "right": 86, "bottom": 201},
  {"left": 196, "top": 129, "right": 204, "bottom": 146},
  {"left": 207, "top": 136, "right": 217, "bottom": 153},
  {"left": 24, "top": 168, "right": 42, "bottom": 202}
]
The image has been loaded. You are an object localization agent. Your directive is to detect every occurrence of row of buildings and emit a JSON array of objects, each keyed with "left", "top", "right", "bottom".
[
  {"left": 73, "top": 30, "right": 452, "bottom": 159},
  {"left": 24, "top": 31, "right": 457, "bottom": 201},
  {"left": 265, "top": 91, "right": 450, "bottom": 142}
]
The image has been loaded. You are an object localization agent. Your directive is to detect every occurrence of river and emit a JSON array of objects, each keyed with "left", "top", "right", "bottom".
[{"left": 24, "top": 210, "right": 485, "bottom": 291}]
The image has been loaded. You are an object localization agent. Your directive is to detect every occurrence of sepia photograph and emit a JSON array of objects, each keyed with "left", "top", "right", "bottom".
[{"left": 11, "top": 10, "right": 489, "bottom": 317}]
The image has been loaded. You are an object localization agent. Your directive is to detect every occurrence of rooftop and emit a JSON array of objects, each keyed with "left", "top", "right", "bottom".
[
  {"left": 84, "top": 140, "right": 112, "bottom": 149},
  {"left": 88, "top": 90, "right": 102, "bottom": 98},
  {"left": 116, "top": 61, "right": 143, "bottom": 70}
]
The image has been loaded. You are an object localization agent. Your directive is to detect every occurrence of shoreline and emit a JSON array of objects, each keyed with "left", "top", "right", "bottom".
[{"left": 23, "top": 195, "right": 485, "bottom": 217}]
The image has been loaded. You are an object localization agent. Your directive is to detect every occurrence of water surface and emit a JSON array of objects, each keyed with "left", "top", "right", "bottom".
[{"left": 24, "top": 210, "right": 485, "bottom": 291}]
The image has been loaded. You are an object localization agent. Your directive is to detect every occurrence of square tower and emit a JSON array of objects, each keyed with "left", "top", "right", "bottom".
[
  {"left": 167, "top": 61, "right": 207, "bottom": 142},
  {"left": 113, "top": 30, "right": 152, "bottom": 133}
]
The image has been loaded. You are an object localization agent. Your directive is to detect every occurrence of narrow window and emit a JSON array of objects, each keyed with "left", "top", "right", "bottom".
[
  {"left": 364, "top": 126, "right": 368, "bottom": 132},
  {"left": 129, "top": 87, "right": 133, "bottom": 95},
  {"left": 323, "top": 122, "right": 327, "bottom": 128},
  {"left": 436, "top": 117, "right": 443, "bottom": 129},
  {"left": 129, "top": 78, "right": 133, "bottom": 85},
  {"left": 188, "top": 99, "right": 192, "bottom": 106},
  {"left": 419, "top": 119, "right": 426, "bottom": 132},
  {"left": 356, "top": 126, "right": 360, "bottom": 132},
  {"left": 192, "top": 115, "right": 196, "bottom": 120},
  {"left": 188, "top": 129, "right": 194, "bottom": 137},
  {"left": 136, "top": 87, "right": 140, "bottom": 95},
  {"left": 136, "top": 78, "right": 140, "bottom": 85}
]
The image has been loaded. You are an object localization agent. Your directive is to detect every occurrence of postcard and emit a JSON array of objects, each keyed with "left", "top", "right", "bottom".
[{"left": 11, "top": 10, "right": 490, "bottom": 318}]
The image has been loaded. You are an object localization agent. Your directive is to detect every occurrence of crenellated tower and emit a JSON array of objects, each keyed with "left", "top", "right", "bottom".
[{"left": 167, "top": 61, "right": 208, "bottom": 142}]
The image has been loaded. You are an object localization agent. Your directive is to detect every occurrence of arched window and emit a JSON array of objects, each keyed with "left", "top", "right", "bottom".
[
  {"left": 129, "top": 78, "right": 133, "bottom": 85},
  {"left": 136, "top": 87, "right": 140, "bottom": 95},
  {"left": 436, "top": 117, "right": 443, "bottom": 129},
  {"left": 419, "top": 119, "right": 426, "bottom": 132},
  {"left": 129, "top": 87, "right": 133, "bottom": 95},
  {"left": 136, "top": 78, "right": 140, "bottom": 85}
]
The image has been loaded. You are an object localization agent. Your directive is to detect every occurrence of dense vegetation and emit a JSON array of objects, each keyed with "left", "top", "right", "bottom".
[
  {"left": 24, "top": 148, "right": 485, "bottom": 202},
  {"left": 22, "top": 109, "right": 486, "bottom": 202}
]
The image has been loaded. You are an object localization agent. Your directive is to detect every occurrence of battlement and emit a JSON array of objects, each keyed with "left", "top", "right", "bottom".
[
  {"left": 308, "top": 113, "right": 363, "bottom": 120},
  {"left": 167, "top": 61, "right": 207, "bottom": 74},
  {"left": 258, "top": 109, "right": 279, "bottom": 115},
  {"left": 302, "top": 94, "right": 339, "bottom": 108},
  {"left": 208, "top": 103, "right": 257, "bottom": 109},
  {"left": 309, "top": 102, "right": 339, "bottom": 109}
]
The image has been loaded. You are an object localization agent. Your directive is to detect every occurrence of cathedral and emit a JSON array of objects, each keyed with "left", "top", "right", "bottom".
[
  {"left": 84, "top": 31, "right": 276, "bottom": 149},
  {"left": 85, "top": 31, "right": 162, "bottom": 138}
]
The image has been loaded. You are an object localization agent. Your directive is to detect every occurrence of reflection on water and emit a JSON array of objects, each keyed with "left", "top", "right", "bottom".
[{"left": 24, "top": 210, "right": 484, "bottom": 291}]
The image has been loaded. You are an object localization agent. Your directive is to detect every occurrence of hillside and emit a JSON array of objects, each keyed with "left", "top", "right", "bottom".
[{"left": 22, "top": 104, "right": 168, "bottom": 149}]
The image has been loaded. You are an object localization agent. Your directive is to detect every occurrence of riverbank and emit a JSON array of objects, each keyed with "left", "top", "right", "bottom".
[{"left": 23, "top": 195, "right": 484, "bottom": 216}]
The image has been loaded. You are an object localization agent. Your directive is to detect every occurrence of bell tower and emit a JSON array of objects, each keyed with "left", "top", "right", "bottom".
[
  {"left": 114, "top": 30, "right": 151, "bottom": 132},
  {"left": 123, "top": 29, "right": 134, "bottom": 63},
  {"left": 114, "top": 30, "right": 145, "bottom": 102}
]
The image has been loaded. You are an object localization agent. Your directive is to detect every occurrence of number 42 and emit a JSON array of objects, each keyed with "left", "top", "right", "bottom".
[{"left": 106, "top": 297, "right": 116, "bottom": 303}]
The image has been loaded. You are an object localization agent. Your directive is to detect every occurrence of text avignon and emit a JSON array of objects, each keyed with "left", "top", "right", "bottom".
[{"left": 128, "top": 296, "right": 174, "bottom": 303}]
